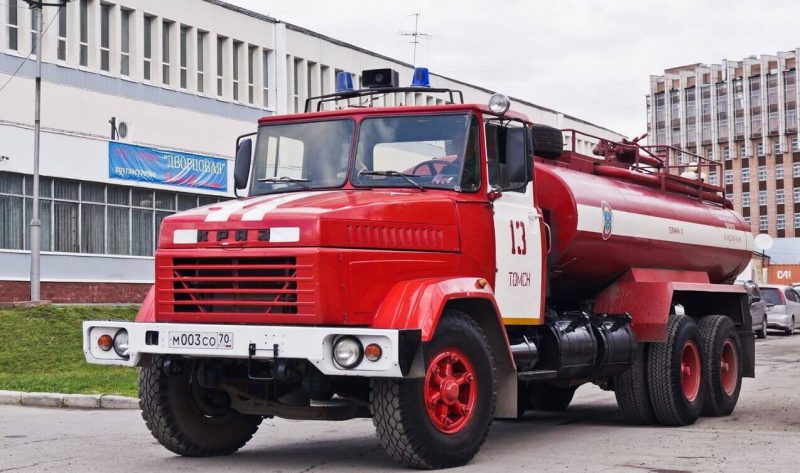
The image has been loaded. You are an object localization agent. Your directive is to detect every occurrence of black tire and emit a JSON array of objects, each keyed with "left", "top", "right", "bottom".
[
  {"left": 370, "top": 310, "right": 496, "bottom": 469},
  {"left": 756, "top": 316, "right": 767, "bottom": 339},
  {"left": 613, "top": 344, "right": 656, "bottom": 424},
  {"left": 528, "top": 385, "right": 577, "bottom": 411},
  {"left": 139, "top": 356, "right": 262, "bottom": 457},
  {"left": 531, "top": 124, "right": 564, "bottom": 159},
  {"left": 698, "top": 315, "right": 743, "bottom": 417},
  {"left": 647, "top": 314, "right": 706, "bottom": 426},
  {"left": 787, "top": 318, "right": 795, "bottom": 336}
]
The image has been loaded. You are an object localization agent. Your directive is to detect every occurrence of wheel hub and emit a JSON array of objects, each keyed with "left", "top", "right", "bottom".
[
  {"left": 720, "top": 338, "right": 738, "bottom": 396},
  {"left": 680, "top": 340, "right": 701, "bottom": 403},
  {"left": 424, "top": 348, "right": 477, "bottom": 434}
]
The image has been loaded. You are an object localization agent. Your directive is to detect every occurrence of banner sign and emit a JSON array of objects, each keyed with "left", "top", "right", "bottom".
[{"left": 109, "top": 142, "right": 228, "bottom": 192}]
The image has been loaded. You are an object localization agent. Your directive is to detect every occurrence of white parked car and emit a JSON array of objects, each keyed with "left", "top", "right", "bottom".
[{"left": 760, "top": 284, "right": 800, "bottom": 335}]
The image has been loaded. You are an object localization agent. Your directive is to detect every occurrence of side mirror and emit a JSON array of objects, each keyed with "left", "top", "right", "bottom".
[
  {"left": 751, "top": 295, "right": 762, "bottom": 303},
  {"left": 234, "top": 138, "right": 253, "bottom": 191}
]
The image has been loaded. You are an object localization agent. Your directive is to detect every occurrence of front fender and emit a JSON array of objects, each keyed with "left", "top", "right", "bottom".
[
  {"left": 135, "top": 285, "right": 156, "bottom": 322},
  {"left": 371, "top": 277, "right": 498, "bottom": 340}
]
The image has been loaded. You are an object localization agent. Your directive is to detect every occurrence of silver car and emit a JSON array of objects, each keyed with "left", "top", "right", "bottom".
[{"left": 760, "top": 285, "right": 800, "bottom": 335}]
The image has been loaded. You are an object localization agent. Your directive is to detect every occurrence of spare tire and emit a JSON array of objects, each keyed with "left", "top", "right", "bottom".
[{"left": 531, "top": 124, "right": 564, "bottom": 159}]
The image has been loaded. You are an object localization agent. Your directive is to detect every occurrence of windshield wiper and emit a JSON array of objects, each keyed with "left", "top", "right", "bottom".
[
  {"left": 358, "top": 170, "right": 425, "bottom": 191},
  {"left": 257, "top": 176, "right": 311, "bottom": 189}
]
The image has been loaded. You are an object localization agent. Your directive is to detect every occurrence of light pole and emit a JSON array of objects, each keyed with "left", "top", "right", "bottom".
[{"left": 22, "top": 0, "right": 69, "bottom": 302}]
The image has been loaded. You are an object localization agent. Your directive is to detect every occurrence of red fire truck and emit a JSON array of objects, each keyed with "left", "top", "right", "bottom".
[{"left": 83, "top": 68, "right": 754, "bottom": 469}]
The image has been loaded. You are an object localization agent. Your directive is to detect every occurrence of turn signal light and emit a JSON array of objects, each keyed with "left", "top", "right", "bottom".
[
  {"left": 475, "top": 278, "right": 489, "bottom": 289},
  {"left": 97, "top": 334, "right": 113, "bottom": 351},
  {"left": 365, "top": 343, "right": 383, "bottom": 362}
]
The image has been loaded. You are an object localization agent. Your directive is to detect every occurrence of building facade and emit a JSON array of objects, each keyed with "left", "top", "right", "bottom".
[
  {"left": 647, "top": 50, "right": 800, "bottom": 238},
  {"left": 0, "top": 0, "right": 623, "bottom": 302}
]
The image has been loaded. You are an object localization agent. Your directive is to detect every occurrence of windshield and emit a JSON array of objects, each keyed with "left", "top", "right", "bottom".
[
  {"left": 249, "top": 119, "right": 354, "bottom": 195},
  {"left": 760, "top": 288, "right": 784, "bottom": 305},
  {"left": 351, "top": 114, "right": 480, "bottom": 191}
]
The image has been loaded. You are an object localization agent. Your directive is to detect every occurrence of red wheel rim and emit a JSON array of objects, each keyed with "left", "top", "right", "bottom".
[
  {"left": 423, "top": 348, "right": 477, "bottom": 434},
  {"left": 680, "top": 340, "right": 701, "bottom": 402},
  {"left": 720, "top": 339, "right": 739, "bottom": 396}
]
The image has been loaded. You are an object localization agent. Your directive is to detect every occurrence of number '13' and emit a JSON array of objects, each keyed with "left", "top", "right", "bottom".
[{"left": 509, "top": 220, "right": 527, "bottom": 255}]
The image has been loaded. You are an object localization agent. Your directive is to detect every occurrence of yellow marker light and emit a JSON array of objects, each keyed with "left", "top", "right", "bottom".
[
  {"left": 475, "top": 278, "right": 489, "bottom": 289},
  {"left": 365, "top": 343, "right": 383, "bottom": 362},
  {"left": 97, "top": 334, "right": 113, "bottom": 351}
]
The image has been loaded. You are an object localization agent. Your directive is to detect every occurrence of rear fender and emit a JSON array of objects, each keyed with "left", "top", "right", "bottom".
[
  {"left": 594, "top": 268, "right": 754, "bottom": 377},
  {"left": 372, "top": 277, "right": 518, "bottom": 418},
  {"left": 135, "top": 285, "right": 156, "bottom": 322}
]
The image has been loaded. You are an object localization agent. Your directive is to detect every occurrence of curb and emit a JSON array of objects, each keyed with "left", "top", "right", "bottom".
[{"left": 0, "top": 390, "right": 139, "bottom": 410}]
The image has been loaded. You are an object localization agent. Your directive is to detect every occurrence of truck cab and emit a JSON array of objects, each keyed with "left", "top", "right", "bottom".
[{"left": 83, "top": 68, "right": 755, "bottom": 469}]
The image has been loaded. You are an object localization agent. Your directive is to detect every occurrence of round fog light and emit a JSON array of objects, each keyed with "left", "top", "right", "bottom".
[
  {"left": 333, "top": 336, "right": 363, "bottom": 369},
  {"left": 365, "top": 343, "right": 383, "bottom": 362},
  {"left": 97, "top": 334, "right": 113, "bottom": 352},
  {"left": 113, "top": 329, "right": 130, "bottom": 357}
]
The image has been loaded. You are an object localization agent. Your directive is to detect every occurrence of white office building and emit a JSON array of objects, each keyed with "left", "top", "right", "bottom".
[{"left": 0, "top": 0, "right": 624, "bottom": 302}]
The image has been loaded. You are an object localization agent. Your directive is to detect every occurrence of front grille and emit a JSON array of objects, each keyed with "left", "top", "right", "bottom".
[{"left": 162, "top": 256, "right": 313, "bottom": 314}]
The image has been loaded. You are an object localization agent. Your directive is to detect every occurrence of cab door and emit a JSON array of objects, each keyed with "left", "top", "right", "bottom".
[{"left": 486, "top": 122, "right": 544, "bottom": 325}]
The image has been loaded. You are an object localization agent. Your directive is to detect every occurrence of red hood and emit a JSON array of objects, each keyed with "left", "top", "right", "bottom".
[{"left": 158, "top": 190, "right": 461, "bottom": 252}]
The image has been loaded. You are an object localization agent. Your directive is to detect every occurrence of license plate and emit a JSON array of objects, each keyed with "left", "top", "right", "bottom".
[{"left": 168, "top": 331, "right": 234, "bottom": 350}]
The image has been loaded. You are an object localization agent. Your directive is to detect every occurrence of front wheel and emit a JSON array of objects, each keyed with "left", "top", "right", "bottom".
[
  {"left": 139, "top": 356, "right": 262, "bottom": 457},
  {"left": 370, "top": 310, "right": 496, "bottom": 469},
  {"left": 756, "top": 317, "right": 767, "bottom": 339},
  {"left": 787, "top": 318, "right": 795, "bottom": 336}
]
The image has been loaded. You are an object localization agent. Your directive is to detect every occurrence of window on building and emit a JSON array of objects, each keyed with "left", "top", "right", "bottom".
[
  {"left": 709, "top": 171, "right": 718, "bottom": 185},
  {"left": 794, "top": 187, "right": 800, "bottom": 203},
  {"left": 777, "top": 165, "right": 784, "bottom": 180},
  {"left": 293, "top": 57, "right": 302, "bottom": 112},
  {"left": 778, "top": 214, "right": 786, "bottom": 230},
  {"left": 79, "top": 0, "right": 89, "bottom": 67},
  {"left": 6, "top": 0, "right": 19, "bottom": 51},
  {"left": 794, "top": 163, "right": 800, "bottom": 178},
  {"left": 162, "top": 20, "right": 172, "bottom": 85},
  {"left": 774, "top": 139, "right": 782, "bottom": 154},
  {"left": 758, "top": 165, "right": 767, "bottom": 181},
  {"left": 232, "top": 40, "right": 241, "bottom": 101},
  {"left": 262, "top": 49, "right": 270, "bottom": 108},
  {"left": 143, "top": 15, "right": 153, "bottom": 80},
  {"left": 179, "top": 25, "right": 189, "bottom": 89},
  {"left": 196, "top": 31, "right": 206, "bottom": 93},
  {"left": 724, "top": 170, "right": 734, "bottom": 185},
  {"left": 99, "top": 3, "right": 111, "bottom": 71},
  {"left": 56, "top": 5, "right": 67, "bottom": 60},
  {"left": 741, "top": 192, "right": 750, "bottom": 207},
  {"left": 723, "top": 146, "right": 731, "bottom": 160},
  {"left": 757, "top": 142, "right": 765, "bottom": 156},
  {"left": 247, "top": 45, "right": 256, "bottom": 104},
  {"left": 120, "top": 9, "right": 131, "bottom": 76},
  {"left": 777, "top": 189, "right": 785, "bottom": 205},
  {"left": 793, "top": 137, "right": 800, "bottom": 152},
  {"left": 759, "top": 190, "right": 767, "bottom": 206},
  {"left": 29, "top": 5, "right": 39, "bottom": 55},
  {"left": 795, "top": 213, "right": 800, "bottom": 229},
  {"left": 759, "top": 215, "right": 768, "bottom": 231},
  {"left": 216, "top": 36, "right": 225, "bottom": 97},
  {"left": 741, "top": 168, "right": 750, "bottom": 183},
  {"left": 0, "top": 172, "right": 224, "bottom": 256},
  {"left": 740, "top": 144, "right": 746, "bottom": 158}
]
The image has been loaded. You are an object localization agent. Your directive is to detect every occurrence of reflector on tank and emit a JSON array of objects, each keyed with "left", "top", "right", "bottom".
[
  {"left": 335, "top": 71, "right": 354, "bottom": 93},
  {"left": 411, "top": 67, "right": 430, "bottom": 87}
]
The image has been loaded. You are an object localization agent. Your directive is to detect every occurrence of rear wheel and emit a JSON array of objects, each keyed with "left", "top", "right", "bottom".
[
  {"left": 756, "top": 317, "right": 767, "bottom": 339},
  {"left": 647, "top": 314, "right": 706, "bottom": 426},
  {"left": 139, "top": 356, "right": 262, "bottom": 457},
  {"left": 370, "top": 310, "right": 496, "bottom": 469},
  {"left": 787, "top": 317, "right": 795, "bottom": 336},
  {"left": 698, "top": 315, "right": 742, "bottom": 417},
  {"left": 528, "top": 385, "right": 577, "bottom": 411},
  {"left": 613, "top": 344, "right": 656, "bottom": 424}
]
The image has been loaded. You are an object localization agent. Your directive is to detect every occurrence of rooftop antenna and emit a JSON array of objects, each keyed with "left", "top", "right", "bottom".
[{"left": 401, "top": 12, "right": 434, "bottom": 68}]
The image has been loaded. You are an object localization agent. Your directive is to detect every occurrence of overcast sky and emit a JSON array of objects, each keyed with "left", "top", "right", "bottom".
[{"left": 229, "top": 0, "right": 800, "bottom": 138}]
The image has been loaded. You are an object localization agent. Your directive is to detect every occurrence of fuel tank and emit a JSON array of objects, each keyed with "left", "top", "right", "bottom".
[{"left": 534, "top": 162, "right": 753, "bottom": 298}]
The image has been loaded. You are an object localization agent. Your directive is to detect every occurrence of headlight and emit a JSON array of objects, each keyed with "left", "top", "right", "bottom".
[
  {"left": 113, "top": 329, "right": 130, "bottom": 358},
  {"left": 489, "top": 93, "right": 510, "bottom": 115},
  {"left": 333, "top": 336, "right": 363, "bottom": 369}
]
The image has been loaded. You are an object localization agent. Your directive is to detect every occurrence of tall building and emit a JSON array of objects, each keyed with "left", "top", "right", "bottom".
[
  {"left": 0, "top": 0, "right": 623, "bottom": 302},
  {"left": 647, "top": 50, "right": 800, "bottom": 238}
]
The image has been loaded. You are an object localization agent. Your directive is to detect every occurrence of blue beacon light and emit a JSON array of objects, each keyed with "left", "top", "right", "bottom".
[
  {"left": 335, "top": 71, "right": 354, "bottom": 92},
  {"left": 411, "top": 67, "right": 430, "bottom": 87}
]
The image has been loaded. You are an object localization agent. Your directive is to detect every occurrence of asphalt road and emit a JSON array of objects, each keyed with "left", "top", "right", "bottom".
[{"left": 2, "top": 331, "right": 799, "bottom": 473}]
